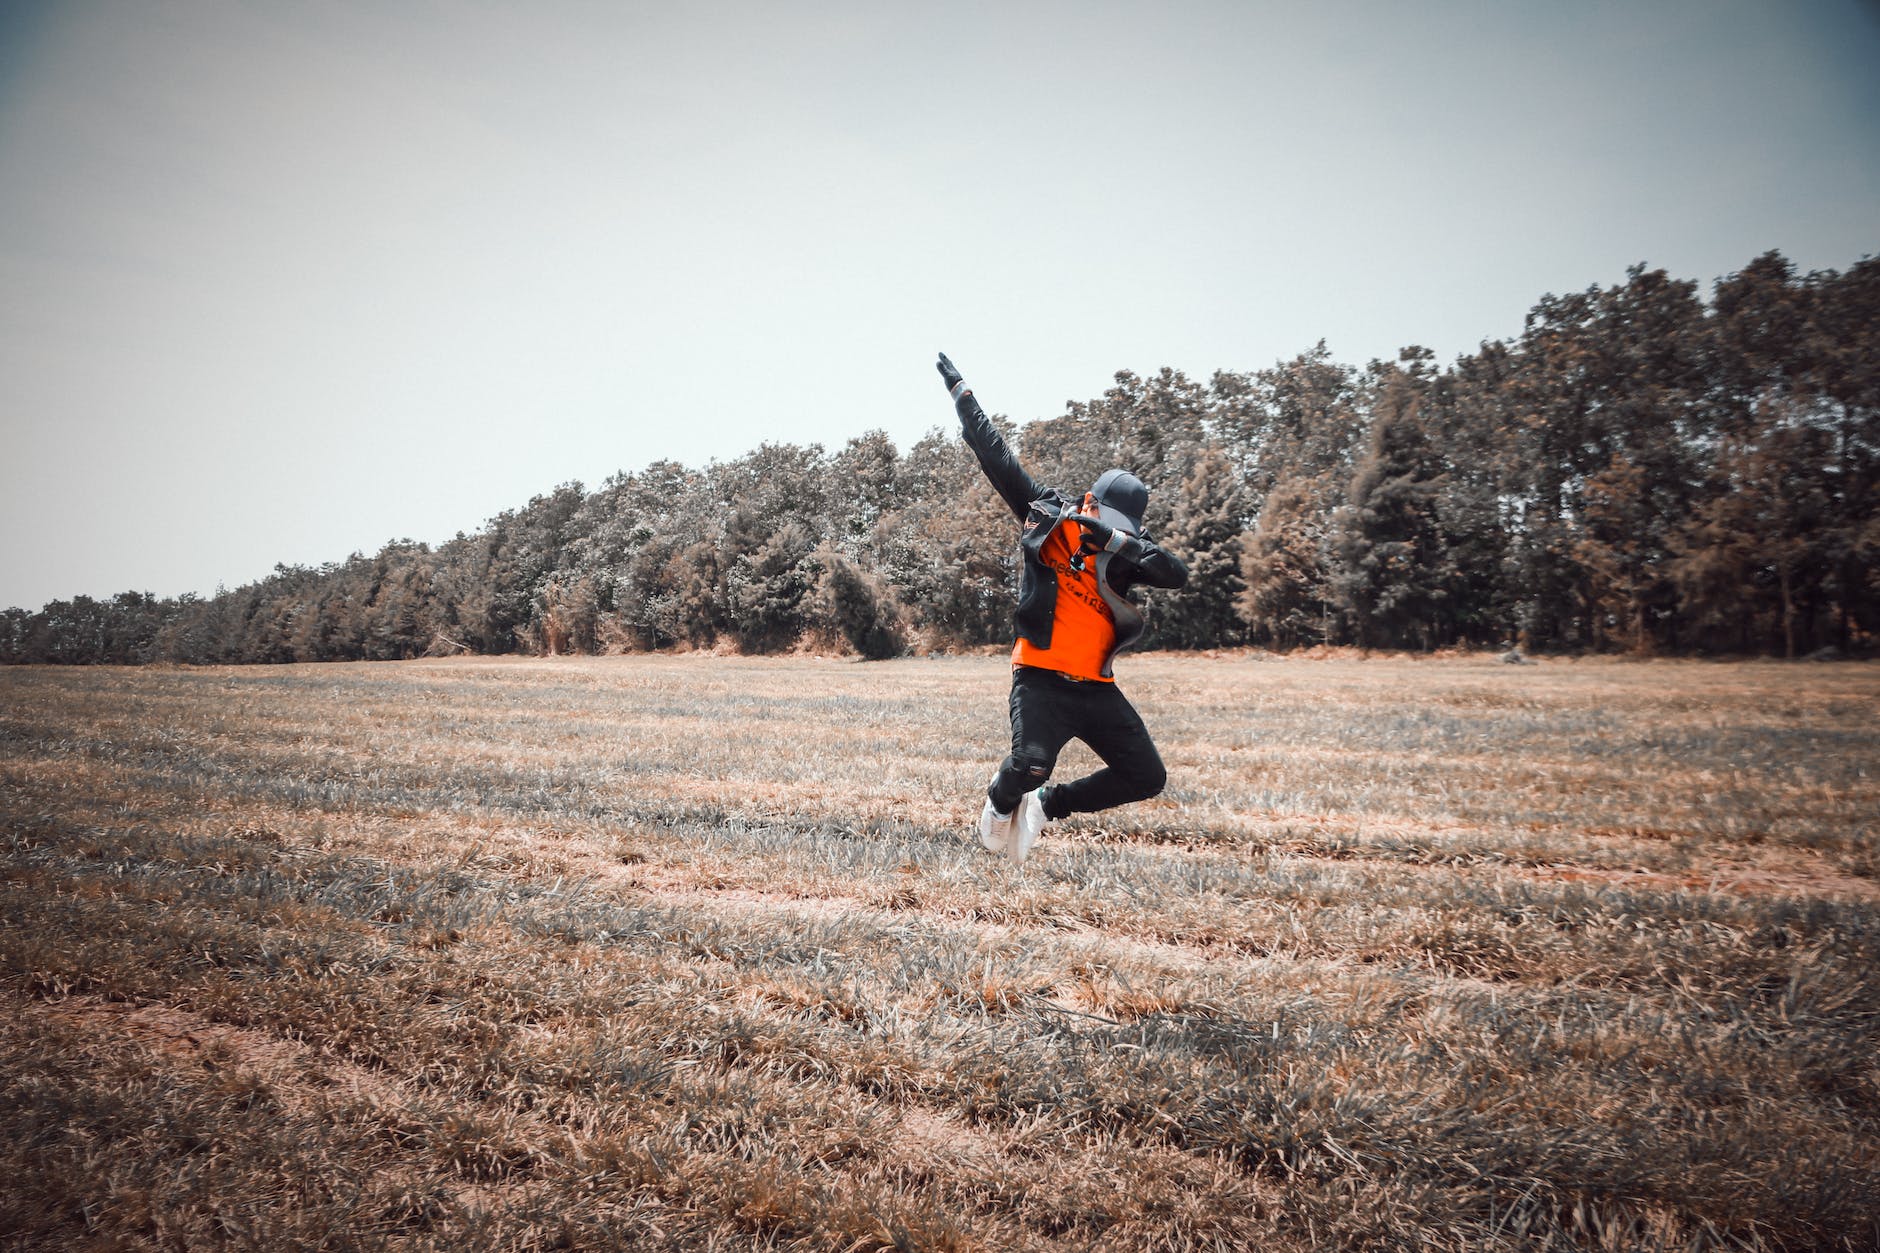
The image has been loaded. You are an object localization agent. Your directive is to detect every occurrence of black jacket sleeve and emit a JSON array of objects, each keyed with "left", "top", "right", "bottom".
[
  {"left": 955, "top": 390, "right": 1049, "bottom": 522},
  {"left": 1113, "top": 533, "right": 1189, "bottom": 590}
]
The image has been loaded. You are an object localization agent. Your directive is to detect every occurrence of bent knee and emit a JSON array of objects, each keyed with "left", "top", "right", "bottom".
[
  {"left": 1125, "top": 756, "right": 1167, "bottom": 801},
  {"left": 1004, "top": 752, "right": 1055, "bottom": 784}
]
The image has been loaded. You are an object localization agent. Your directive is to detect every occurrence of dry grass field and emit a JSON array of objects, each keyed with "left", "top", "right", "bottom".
[{"left": 2, "top": 652, "right": 1876, "bottom": 1252}]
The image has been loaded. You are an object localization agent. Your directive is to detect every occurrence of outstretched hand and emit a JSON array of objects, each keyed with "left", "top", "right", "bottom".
[{"left": 936, "top": 352, "right": 964, "bottom": 391}]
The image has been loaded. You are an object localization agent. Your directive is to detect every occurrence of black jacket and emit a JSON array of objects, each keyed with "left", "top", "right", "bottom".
[{"left": 955, "top": 390, "right": 1189, "bottom": 676}]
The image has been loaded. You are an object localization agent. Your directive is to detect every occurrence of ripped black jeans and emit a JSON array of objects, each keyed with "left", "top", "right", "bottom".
[{"left": 988, "top": 665, "right": 1168, "bottom": 819}]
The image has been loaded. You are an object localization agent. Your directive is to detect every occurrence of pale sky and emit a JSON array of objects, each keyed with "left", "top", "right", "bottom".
[{"left": 2, "top": 0, "right": 1876, "bottom": 613}]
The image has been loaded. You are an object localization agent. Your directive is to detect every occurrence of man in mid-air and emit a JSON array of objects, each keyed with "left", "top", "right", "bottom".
[{"left": 937, "top": 352, "right": 1190, "bottom": 863}]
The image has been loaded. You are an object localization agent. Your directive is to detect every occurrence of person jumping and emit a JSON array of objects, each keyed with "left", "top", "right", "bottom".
[{"left": 936, "top": 352, "right": 1190, "bottom": 863}]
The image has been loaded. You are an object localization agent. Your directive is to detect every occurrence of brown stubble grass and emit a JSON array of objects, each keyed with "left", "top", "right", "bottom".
[{"left": 1, "top": 652, "right": 1876, "bottom": 1251}]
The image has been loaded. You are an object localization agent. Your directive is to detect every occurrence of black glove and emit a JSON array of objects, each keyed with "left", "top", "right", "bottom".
[
  {"left": 936, "top": 352, "right": 965, "bottom": 395},
  {"left": 1074, "top": 513, "right": 1118, "bottom": 553}
]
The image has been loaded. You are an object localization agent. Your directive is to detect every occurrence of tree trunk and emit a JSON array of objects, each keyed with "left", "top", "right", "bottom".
[
  {"left": 1840, "top": 555, "right": 1854, "bottom": 653},
  {"left": 1629, "top": 576, "right": 1648, "bottom": 655},
  {"left": 1780, "top": 562, "right": 1795, "bottom": 660},
  {"left": 1839, "top": 401, "right": 1855, "bottom": 652}
]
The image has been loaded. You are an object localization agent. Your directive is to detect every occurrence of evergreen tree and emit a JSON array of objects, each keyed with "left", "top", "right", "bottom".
[
  {"left": 1211, "top": 342, "right": 1366, "bottom": 495},
  {"left": 1021, "top": 366, "right": 1211, "bottom": 531},
  {"left": 1148, "top": 445, "right": 1252, "bottom": 649},
  {"left": 1331, "top": 353, "right": 1459, "bottom": 650},
  {"left": 1238, "top": 476, "right": 1335, "bottom": 648},
  {"left": 725, "top": 522, "right": 816, "bottom": 653}
]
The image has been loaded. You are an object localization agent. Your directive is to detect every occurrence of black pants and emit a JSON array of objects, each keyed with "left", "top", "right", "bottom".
[{"left": 988, "top": 666, "right": 1167, "bottom": 818}]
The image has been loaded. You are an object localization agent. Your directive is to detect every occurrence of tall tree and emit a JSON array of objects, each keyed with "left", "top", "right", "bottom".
[
  {"left": 1671, "top": 418, "right": 1834, "bottom": 656},
  {"left": 1147, "top": 445, "right": 1252, "bottom": 649},
  {"left": 1211, "top": 342, "right": 1366, "bottom": 496},
  {"left": 484, "top": 483, "right": 587, "bottom": 653},
  {"left": 1330, "top": 351, "right": 1459, "bottom": 649},
  {"left": 725, "top": 521, "right": 816, "bottom": 653},
  {"left": 1500, "top": 266, "right": 1710, "bottom": 650},
  {"left": 829, "top": 431, "right": 901, "bottom": 561},
  {"left": 1808, "top": 257, "right": 1880, "bottom": 648},
  {"left": 1021, "top": 367, "right": 1210, "bottom": 529},
  {"left": 876, "top": 427, "right": 1014, "bottom": 648},
  {"left": 1238, "top": 476, "right": 1335, "bottom": 648}
]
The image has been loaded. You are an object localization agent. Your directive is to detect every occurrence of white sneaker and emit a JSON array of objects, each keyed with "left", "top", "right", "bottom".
[
  {"left": 978, "top": 796, "right": 1015, "bottom": 855},
  {"left": 1010, "top": 789, "right": 1048, "bottom": 864}
]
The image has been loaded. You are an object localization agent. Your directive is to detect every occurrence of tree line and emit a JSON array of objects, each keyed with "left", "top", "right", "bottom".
[{"left": 5, "top": 250, "right": 1875, "bottom": 666}]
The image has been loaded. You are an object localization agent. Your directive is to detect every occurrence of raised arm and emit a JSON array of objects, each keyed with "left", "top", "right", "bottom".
[{"left": 937, "top": 353, "right": 1047, "bottom": 521}]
